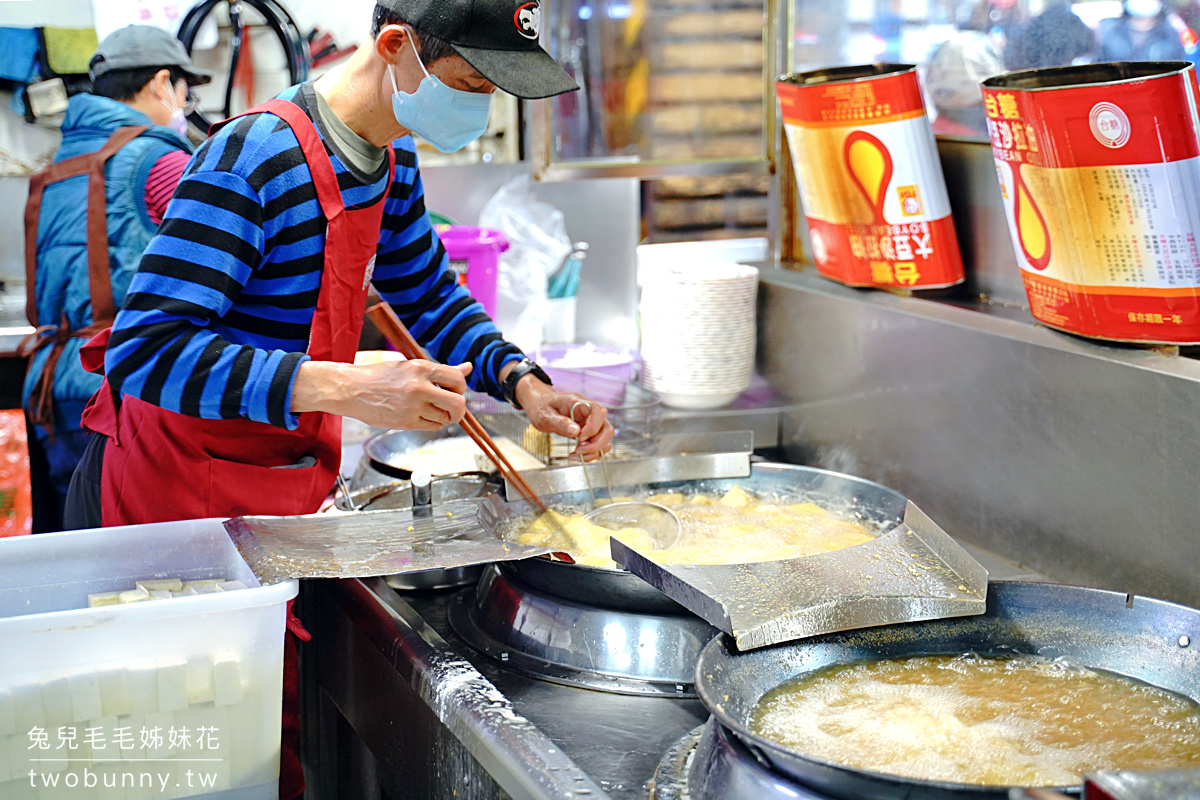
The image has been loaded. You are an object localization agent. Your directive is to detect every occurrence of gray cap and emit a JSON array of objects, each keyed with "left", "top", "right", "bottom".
[{"left": 89, "top": 25, "right": 212, "bottom": 86}]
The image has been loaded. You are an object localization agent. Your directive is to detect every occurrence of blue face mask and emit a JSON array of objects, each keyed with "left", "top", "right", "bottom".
[{"left": 388, "top": 33, "right": 492, "bottom": 153}]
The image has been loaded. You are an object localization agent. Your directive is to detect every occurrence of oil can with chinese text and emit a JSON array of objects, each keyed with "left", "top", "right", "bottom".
[
  {"left": 776, "top": 64, "right": 964, "bottom": 290},
  {"left": 982, "top": 62, "right": 1200, "bottom": 344}
]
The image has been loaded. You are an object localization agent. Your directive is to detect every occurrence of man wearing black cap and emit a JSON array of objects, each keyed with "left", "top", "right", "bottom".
[
  {"left": 22, "top": 25, "right": 209, "bottom": 532},
  {"left": 65, "top": 4, "right": 613, "bottom": 795}
]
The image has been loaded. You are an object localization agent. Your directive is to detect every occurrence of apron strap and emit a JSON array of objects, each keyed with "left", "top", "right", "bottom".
[
  {"left": 21, "top": 125, "right": 147, "bottom": 435},
  {"left": 211, "top": 98, "right": 347, "bottom": 223},
  {"left": 23, "top": 125, "right": 148, "bottom": 329}
]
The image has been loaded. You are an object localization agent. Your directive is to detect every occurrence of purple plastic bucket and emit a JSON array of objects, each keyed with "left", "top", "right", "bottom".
[
  {"left": 534, "top": 345, "right": 640, "bottom": 405},
  {"left": 438, "top": 226, "right": 508, "bottom": 318}
]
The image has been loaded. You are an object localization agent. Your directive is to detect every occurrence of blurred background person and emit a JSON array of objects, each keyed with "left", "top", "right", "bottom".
[
  {"left": 927, "top": 31, "right": 1005, "bottom": 136},
  {"left": 1097, "top": 0, "right": 1188, "bottom": 61},
  {"left": 1007, "top": 0, "right": 1096, "bottom": 69}
]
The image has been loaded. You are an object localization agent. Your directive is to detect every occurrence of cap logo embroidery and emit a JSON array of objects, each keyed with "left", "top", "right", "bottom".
[{"left": 514, "top": 1, "right": 541, "bottom": 40}]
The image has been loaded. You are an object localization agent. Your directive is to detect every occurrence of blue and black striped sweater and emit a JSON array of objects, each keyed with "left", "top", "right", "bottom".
[{"left": 104, "top": 83, "right": 522, "bottom": 430}]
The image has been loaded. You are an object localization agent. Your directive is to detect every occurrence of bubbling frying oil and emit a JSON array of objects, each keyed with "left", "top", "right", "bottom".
[{"left": 749, "top": 653, "right": 1200, "bottom": 787}]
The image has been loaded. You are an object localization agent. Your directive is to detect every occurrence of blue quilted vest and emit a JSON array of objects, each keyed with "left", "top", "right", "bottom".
[{"left": 22, "top": 94, "right": 193, "bottom": 439}]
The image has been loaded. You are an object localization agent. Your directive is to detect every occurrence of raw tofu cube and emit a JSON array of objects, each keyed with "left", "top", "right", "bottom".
[
  {"left": 37, "top": 780, "right": 73, "bottom": 800},
  {"left": 97, "top": 672, "right": 131, "bottom": 719},
  {"left": 191, "top": 585, "right": 222, "bottom": 595},
  {"left": 9, "top": 734, "right": 34, "bottom": 780},
  {"left": 134, "top": 579, "right": 182, "bottom": 593},
  {"left": 69, "top": 674, "right": 103, "bottom": 723},
  {"left": 87, "top": 717, "right": 120, "bottom": 763},
  {"left": 13, "top": 683, "right": 45, "bottom": 731},
  {"left": 123, "top": 670, "right": 157, "bottom": 717},
  {"left": 186, "top": 659, "right": 214, "bottom": 706},
  {"left": 117, "top": 588, "right": 148, "bottom": 604},
  {"left": 87, "top": 592, "right": 121, "bottom": 608},
  {"left": 0, "top": 736, "right": 12, "bottom": 782},
  {"left": 218, "top": 580, "right": 248, "bottom": 592},
  {"left": 40, "top": 679, "right": 72, "bottom": 730},
  {"left": 115, "top": 715, "right": 142, "bottom": 761},
  {"left": 0, "top": 690, "right": 16, "bottom": 736},
  {"left": 38, "top": 736, "right": 66, "bottom": 773},
  {"left": 156, "top": 664, "right": 187, "bottom": 713},
  {"left": 143, "top": 712, "right": 173, "bottom": 758},
  {"left": 181, "top": 580, "right": 223, "bottom": 591},
  {"left": 146, "top": 591, "right": 172, "bottom": 601},
  {"left": 169, "top": 588, "right": 198, "bottom": 598},
  {"left": 212, "top": 659, "right": 243, "bottom": 707},
  {"left": 187, "top": 705, "right": 231, "bottom": 787},
  {"left": 2, "top": 777, "right": 37, "bottom": 800}
]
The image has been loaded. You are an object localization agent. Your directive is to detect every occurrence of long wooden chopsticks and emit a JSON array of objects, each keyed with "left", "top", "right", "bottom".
[{"left": 365, "top": 302, "right": 550, "bottom": 515}]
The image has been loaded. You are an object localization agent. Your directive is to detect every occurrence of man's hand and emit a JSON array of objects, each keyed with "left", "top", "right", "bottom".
[
  {"left": 514, "top": 372, "right": 615, "bottom": 461},
  {"left": 292, "top": 359, "right": 472, "bottom": 430}
]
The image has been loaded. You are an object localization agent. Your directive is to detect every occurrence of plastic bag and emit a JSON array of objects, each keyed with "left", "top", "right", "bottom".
[
  {"left": 478, "top": 176, "right": 572, "bottom": 351},
  {"left": 0, "top": 410, "right": 32, "bottom": 537}
]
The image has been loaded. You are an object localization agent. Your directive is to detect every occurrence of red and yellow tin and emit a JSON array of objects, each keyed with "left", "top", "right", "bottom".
[
  {"left": 777, "top": 64, "right": 964, "bottom": 290},
  {"left": 982, "top": 62, "right": 1200, "bottom": 344}
]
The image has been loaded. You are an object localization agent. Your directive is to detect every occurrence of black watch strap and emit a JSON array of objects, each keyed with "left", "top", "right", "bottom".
[{"left": 502, "top": 358, "right": 552, "bottom": 410}]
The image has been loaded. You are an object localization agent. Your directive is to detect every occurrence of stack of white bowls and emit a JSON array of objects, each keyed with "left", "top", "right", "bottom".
[{"left": 639, "top": 261, "right": 759, "bottom": 410}]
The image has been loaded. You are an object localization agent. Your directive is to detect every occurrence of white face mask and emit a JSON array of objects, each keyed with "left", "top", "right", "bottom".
[
  {"left": 1126, "top": 0, "right": 1163, "bottom": 17},
  {"left": 157, "top": 81, "right": 188, "bottom": 137}
]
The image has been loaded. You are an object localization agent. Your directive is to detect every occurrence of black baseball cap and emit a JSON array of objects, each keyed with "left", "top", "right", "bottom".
[
  {"left": 90, "top": 25, "right": 212, "bottom": 86},
  {"left": 377, "top": 0, "right": 579, "bottom": 99}
]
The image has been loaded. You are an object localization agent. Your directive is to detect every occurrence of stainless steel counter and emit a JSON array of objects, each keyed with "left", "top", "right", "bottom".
[{"left": 300, "top": 542, "right": 1048, "bottom": 800}]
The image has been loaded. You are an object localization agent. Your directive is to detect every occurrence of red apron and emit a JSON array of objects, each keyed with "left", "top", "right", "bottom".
[
  {"left": 79, "top": 98, "right": 394, "bottom": 800},
  {"left": 81, "top": 98, "right": 393, "bottom": 524}
]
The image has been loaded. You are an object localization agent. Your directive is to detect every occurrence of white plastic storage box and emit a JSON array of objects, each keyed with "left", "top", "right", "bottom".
[{"left": 0, "top": 518, "right": 296, "bottom": 800}]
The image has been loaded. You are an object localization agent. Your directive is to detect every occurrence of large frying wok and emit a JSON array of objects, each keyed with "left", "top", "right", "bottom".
[
  {"left": 475, "top": 462, "right": 911, "bottom": 613},
  {"left": 694, "top": 581, "right": 1200, "bottom": 800}
]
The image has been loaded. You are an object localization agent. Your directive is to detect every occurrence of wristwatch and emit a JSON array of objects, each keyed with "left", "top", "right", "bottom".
[{"left": 502, "top": 358, "right": 552, "bottom": 410}]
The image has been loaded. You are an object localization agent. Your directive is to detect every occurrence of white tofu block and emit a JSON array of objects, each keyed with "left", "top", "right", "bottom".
[
  {"left": 90, "top": 765, "right": 118, "bottom": 799},
  {"left": 181, "top": 580, "right": 223, "bottom": 591},
  {"left": 38, "top": 780, "right": 73, "bottom": 800},
  {"left": 87, "top": 592, "right": 121, "bottom": 608},
  {"left": 12, "top": 684, "right": 45, "bottom": 732},
  {"left": 134, "top": 579, "right": 182, "bottom": 593},
  {"left": 0, "top": 690, "right": 16, "bottom": 736},
  {"left": 156, "top": 664, "right": 187, "bottom": 713},
  {"left": 10, "top": 733, "right": 34, "bottom": 780},
  {"left": 38, "top": 744, "right": 65, "bottom": 774},
  {"left": 2, "top": 777, "right": 38, "bottom": 800},
  {"left": 187, "top": 705, "right": 232, "bottom": 789},
  {"left": 0, "top": 736, "right": 12, "bottom": 782},
  {"left": 186, "top": 659, "right": 214, "bottom": 706},
  {"left": 217, "top": 581, "right": 247, "bottom": 592},
  {"left": 123, "top": 670, "right": 156, "bottom": 718},
  {"left": 115, "top": 716, "right": 142, "bottom": 761},
  {"left": 67, "top": 736, "right": 91, "bottom": 769},
  {"left": 87, "top": 717, "right": 120, "bottom": 763},
  {"left": 212, "top": 660, "right": 243, "bottom": 708},
  {"left": 142, "top": 712, "right": 173, "bottom": 759},
  {"left": 98, "top": 672, "right": 131, "bottom": 718},
  {"left": 169, "top": 588, "right": 198, "bottom": 598},
  {"left": 40, "top": 679, "right": 72, "bottom": 730},
  {"left": 69, "top": 675, "right": 102, "bottom": 724},
  {"left": 116, "top": 588, "right": 147, "bottom": 605},
  {"left": 146, "top": 591, "right": 172, "bottom": 601},
  {"left": 191, "top": 585, "right": 222, "bottom": 596}
]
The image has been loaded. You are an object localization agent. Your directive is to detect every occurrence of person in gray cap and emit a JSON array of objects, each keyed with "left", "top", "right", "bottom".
[
  {"left": 20, "top": 25, "right": 210, "bottom": 533},
  {"left": 63, "top": 4, "right": 613, "bottom": 797}
]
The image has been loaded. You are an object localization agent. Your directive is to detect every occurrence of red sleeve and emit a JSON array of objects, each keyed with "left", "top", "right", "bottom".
[{"left": 144, "top": 150, "right": 192, "bottom": 226}]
